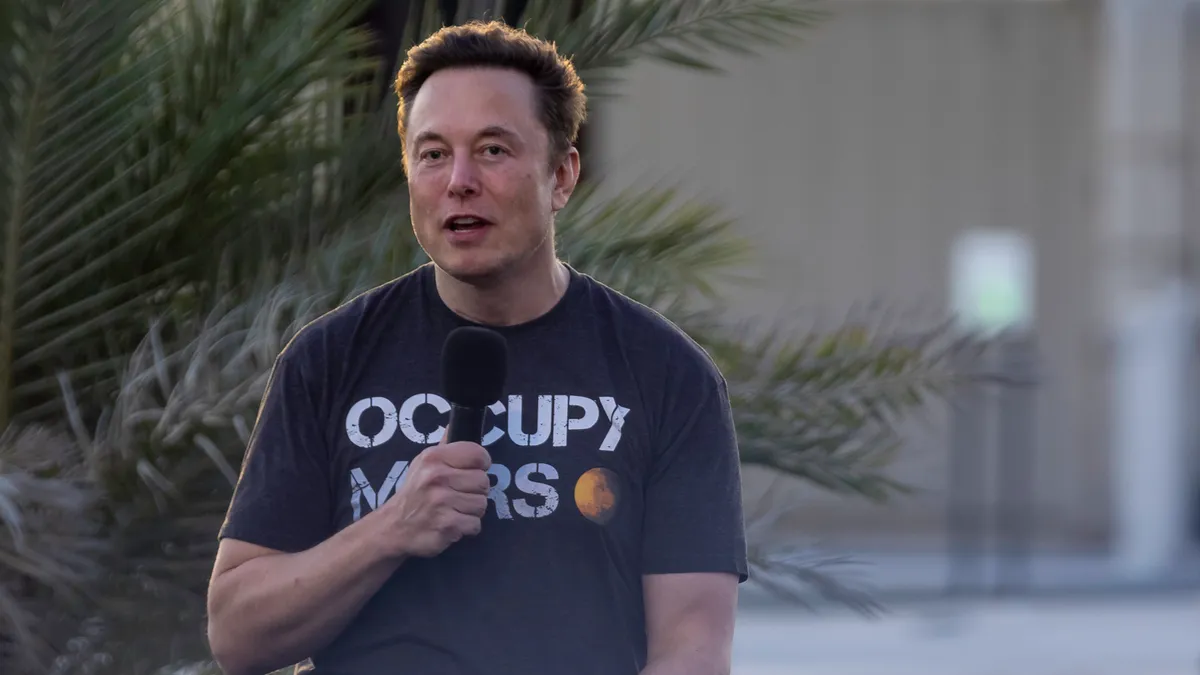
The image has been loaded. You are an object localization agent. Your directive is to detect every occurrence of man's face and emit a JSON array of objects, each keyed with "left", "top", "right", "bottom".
[{"left": 404, "top": 66, "right": 579, "bottom": 285}]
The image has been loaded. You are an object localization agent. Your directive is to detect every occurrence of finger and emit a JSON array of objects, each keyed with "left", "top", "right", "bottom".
[
  {"left": 451, "top": 492, "right": 489, "bottom": 518},
  {"left": 441, "top": 468, "right": 490, "bottom": 494},
  {"left": 453, "top": 512, "right": 483, "bottom": 537},
  {"left": 446, "top": 509, "right": 482, "bottom": 535},
  {"left": 440, "top": 442, "right": 491, "bottom": 471}
]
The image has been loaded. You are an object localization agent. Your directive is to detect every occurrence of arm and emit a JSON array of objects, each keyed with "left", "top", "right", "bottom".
[
  {"left": 207, "top": 439, "right": 490, "bottom": 675},
  {"left": 207, "top": 519, "right": 406, "bottom": 675},
  {"left": 640, "top": 572, "right": 739, "bottom": 675},
  {"left": 205, "top": 337, "right": 346, "bottom": 675},
  {"left": 205, "top": 335, "right": 490, "bottom": 675},
  {"left": 205, "top": 339, "right": 343, "bottom": 675},
  {"left": 639, "top": 345, "right": 748, "bottom": 675}
]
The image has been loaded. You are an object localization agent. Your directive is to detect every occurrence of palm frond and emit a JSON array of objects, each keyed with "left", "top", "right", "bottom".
[
  {"left": 94, "top": 207, "right": 420, "bottom": 508},
  {"left": 706, "top": 314, "right": 992, "bottom": 501},
  {"left": 1, "top": 0, "right": 402, "bottom": 430},
  {"left": 393, "top": 0, "right": 826, "bottom": 95},
  {"left": 0, "top": 425, "right": 106, "bottom": 675},
  {"left": 523, "top": 0, "right": 829, "bottom": 91},
  {"left": 56, "top": 287, "right": 319, "bottom": 673},
  {"left": 556, "top": 181, "right": 755, "bottom": 309},
  {"left": 49, "top": 211, "right": 422, "bottom": 672},
  {"left": 0, "top": 0, "right": 162, "bottom": 430}
]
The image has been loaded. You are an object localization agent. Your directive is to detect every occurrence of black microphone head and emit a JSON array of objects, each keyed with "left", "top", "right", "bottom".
[{"left": 441, "top": 326, "right": 508, "bottom": 409}]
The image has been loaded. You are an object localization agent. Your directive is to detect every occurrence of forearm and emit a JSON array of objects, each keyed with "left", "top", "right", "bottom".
[{"left": 208, "top": 514, "right": 404, "bottom": 675}]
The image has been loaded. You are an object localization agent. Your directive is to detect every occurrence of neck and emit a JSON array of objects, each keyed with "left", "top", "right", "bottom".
[{"left": 434, "top": 253, "right": 570, "bottom": 327}]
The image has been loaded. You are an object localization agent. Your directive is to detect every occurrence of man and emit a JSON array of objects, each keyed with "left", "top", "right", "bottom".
[{"left": 206, "top": 20, "right": 747, "bottom": 675}]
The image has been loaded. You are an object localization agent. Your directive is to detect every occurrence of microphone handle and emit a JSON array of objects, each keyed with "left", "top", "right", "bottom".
[{"left": 446, "top": 404, "right": 487, "bottom": 444}]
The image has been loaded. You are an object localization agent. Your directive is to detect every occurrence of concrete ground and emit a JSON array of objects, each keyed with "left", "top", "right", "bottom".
[{"left": 732, "top": 592, "right": 1200, "bottom": 675}]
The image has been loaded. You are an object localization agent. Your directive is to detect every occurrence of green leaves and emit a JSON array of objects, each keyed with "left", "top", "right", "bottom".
[
  {"left": 718, "top": 318, "right": 976, "bottom": 501},
  {"left": 523, "top": 0, "right": 828, "bottom": 91},
  {"left": 0, "top": 0, "right": 409, "bottom": 669},
  {"left": 0, "top": 0, "right": 403, "bottom": 430},
  {"left": 0, "top": 0, "right": 163, "bottom": 429},
  {"left": 392, "top": 0, "right": 827, "bottom": 94},
  {"left": 556, "top": 181, "right": 754, "bottom": 308}
]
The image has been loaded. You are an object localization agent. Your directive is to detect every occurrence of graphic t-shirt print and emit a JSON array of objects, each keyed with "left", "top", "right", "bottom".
[{"left": 343, "top": 390, "right": 631, "bottom": 524}]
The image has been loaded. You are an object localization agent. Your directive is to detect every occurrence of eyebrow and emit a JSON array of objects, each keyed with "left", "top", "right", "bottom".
[
  {"left": 478, "top": 125, "right": 520, "bottom": 143},
  {"left": 412, "top": 125, "right": 521, "bottom": 147}
]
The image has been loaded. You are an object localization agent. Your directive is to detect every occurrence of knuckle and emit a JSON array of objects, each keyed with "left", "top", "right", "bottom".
[
  {"left": 414, "top": 475, "right": 436, "bottom": 494},
  {"left": 425, "top": 465, "right": 449, "bottom": 485}
]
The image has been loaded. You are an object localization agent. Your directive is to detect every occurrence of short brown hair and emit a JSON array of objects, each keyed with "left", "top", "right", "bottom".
[{"left": 394, "top": 21, "right": 587, "bottom": 165}]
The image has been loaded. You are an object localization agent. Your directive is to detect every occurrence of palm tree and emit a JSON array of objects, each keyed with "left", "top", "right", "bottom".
[{"left": 0, "top": 0, "right": 988, "bottom": 672}]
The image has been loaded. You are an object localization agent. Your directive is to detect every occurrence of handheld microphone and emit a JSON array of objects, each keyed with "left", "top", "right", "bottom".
[{"left": 441, "top": 326, "right": 508, "bottom": 444}]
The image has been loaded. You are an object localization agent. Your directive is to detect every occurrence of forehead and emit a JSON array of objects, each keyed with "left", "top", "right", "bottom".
[{"left": 407, "top": 67, "right": 542, "bottom": 141}]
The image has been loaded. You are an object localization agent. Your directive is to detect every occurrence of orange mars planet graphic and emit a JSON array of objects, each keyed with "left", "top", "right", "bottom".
[{"left": 575, "top": 468, "right": 620, "bottom": 524}]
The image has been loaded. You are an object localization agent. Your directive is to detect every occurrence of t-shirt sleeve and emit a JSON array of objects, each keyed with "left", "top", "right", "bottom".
[
  {"left": 218, "top": 334, "right": 335, "bottom": 553},
  {"left": 641, "top": 350, "right": 749, "bottom": 582}
]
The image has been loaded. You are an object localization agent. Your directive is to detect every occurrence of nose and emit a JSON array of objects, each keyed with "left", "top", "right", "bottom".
[{"left": 447, "top": 155, "right": 480, "bottom": 198}]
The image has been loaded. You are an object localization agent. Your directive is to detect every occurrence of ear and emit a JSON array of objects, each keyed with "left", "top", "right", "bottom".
[{"left": 550, "top": 147, "right": 581, "bottom": 212}]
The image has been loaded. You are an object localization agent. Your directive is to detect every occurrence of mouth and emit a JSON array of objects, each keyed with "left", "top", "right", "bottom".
[{"left": 443, "top": 215, "right": 494, "bottom": 232}]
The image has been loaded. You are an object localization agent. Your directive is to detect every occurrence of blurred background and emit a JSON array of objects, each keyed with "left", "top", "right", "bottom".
[{"left": 2, "top": 0, "right": 1198, "bottom": 673}]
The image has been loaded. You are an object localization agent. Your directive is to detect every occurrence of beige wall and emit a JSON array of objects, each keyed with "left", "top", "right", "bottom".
[{"left": 592, "top": 0, "right": 1117, "bottom": 547}]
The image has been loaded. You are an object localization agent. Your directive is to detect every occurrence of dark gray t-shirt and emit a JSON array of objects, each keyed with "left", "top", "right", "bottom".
[{"left": 218, "top": 262, "right": 748, "bottom": 675}]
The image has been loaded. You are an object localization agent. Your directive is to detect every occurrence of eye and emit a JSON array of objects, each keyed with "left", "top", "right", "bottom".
[
  {"left": 483, "top": 145, "right": 507, "bottom": 156},
  {"left": 421, "top": 149, "right": 445, "bottom": 161}
]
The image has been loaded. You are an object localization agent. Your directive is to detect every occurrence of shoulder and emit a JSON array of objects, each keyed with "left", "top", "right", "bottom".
[
  {"left": 573, "top": 269, "right": 726, "bottom": 386},
  {"left": 274, "top": 264, "right": 430, "bottom": 373}
]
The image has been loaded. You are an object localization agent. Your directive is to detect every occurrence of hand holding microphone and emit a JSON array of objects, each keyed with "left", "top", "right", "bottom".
[{"left": 382, "top": 327, "right": 508, "bottom": 559}]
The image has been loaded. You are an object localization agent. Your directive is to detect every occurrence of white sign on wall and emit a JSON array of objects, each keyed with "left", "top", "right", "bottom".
[{"left": 950, "top": 228, "right": 1035, "bottom": 334}]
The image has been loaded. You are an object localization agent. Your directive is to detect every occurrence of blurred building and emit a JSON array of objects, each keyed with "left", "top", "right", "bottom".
[{"left": 593, "top": 0, "right": 1200, "bottom": 582}]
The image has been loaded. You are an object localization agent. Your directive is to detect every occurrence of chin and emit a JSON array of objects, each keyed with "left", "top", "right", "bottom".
[{"left": 433, "top": 253, "right": 510, "bottom": 286}]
